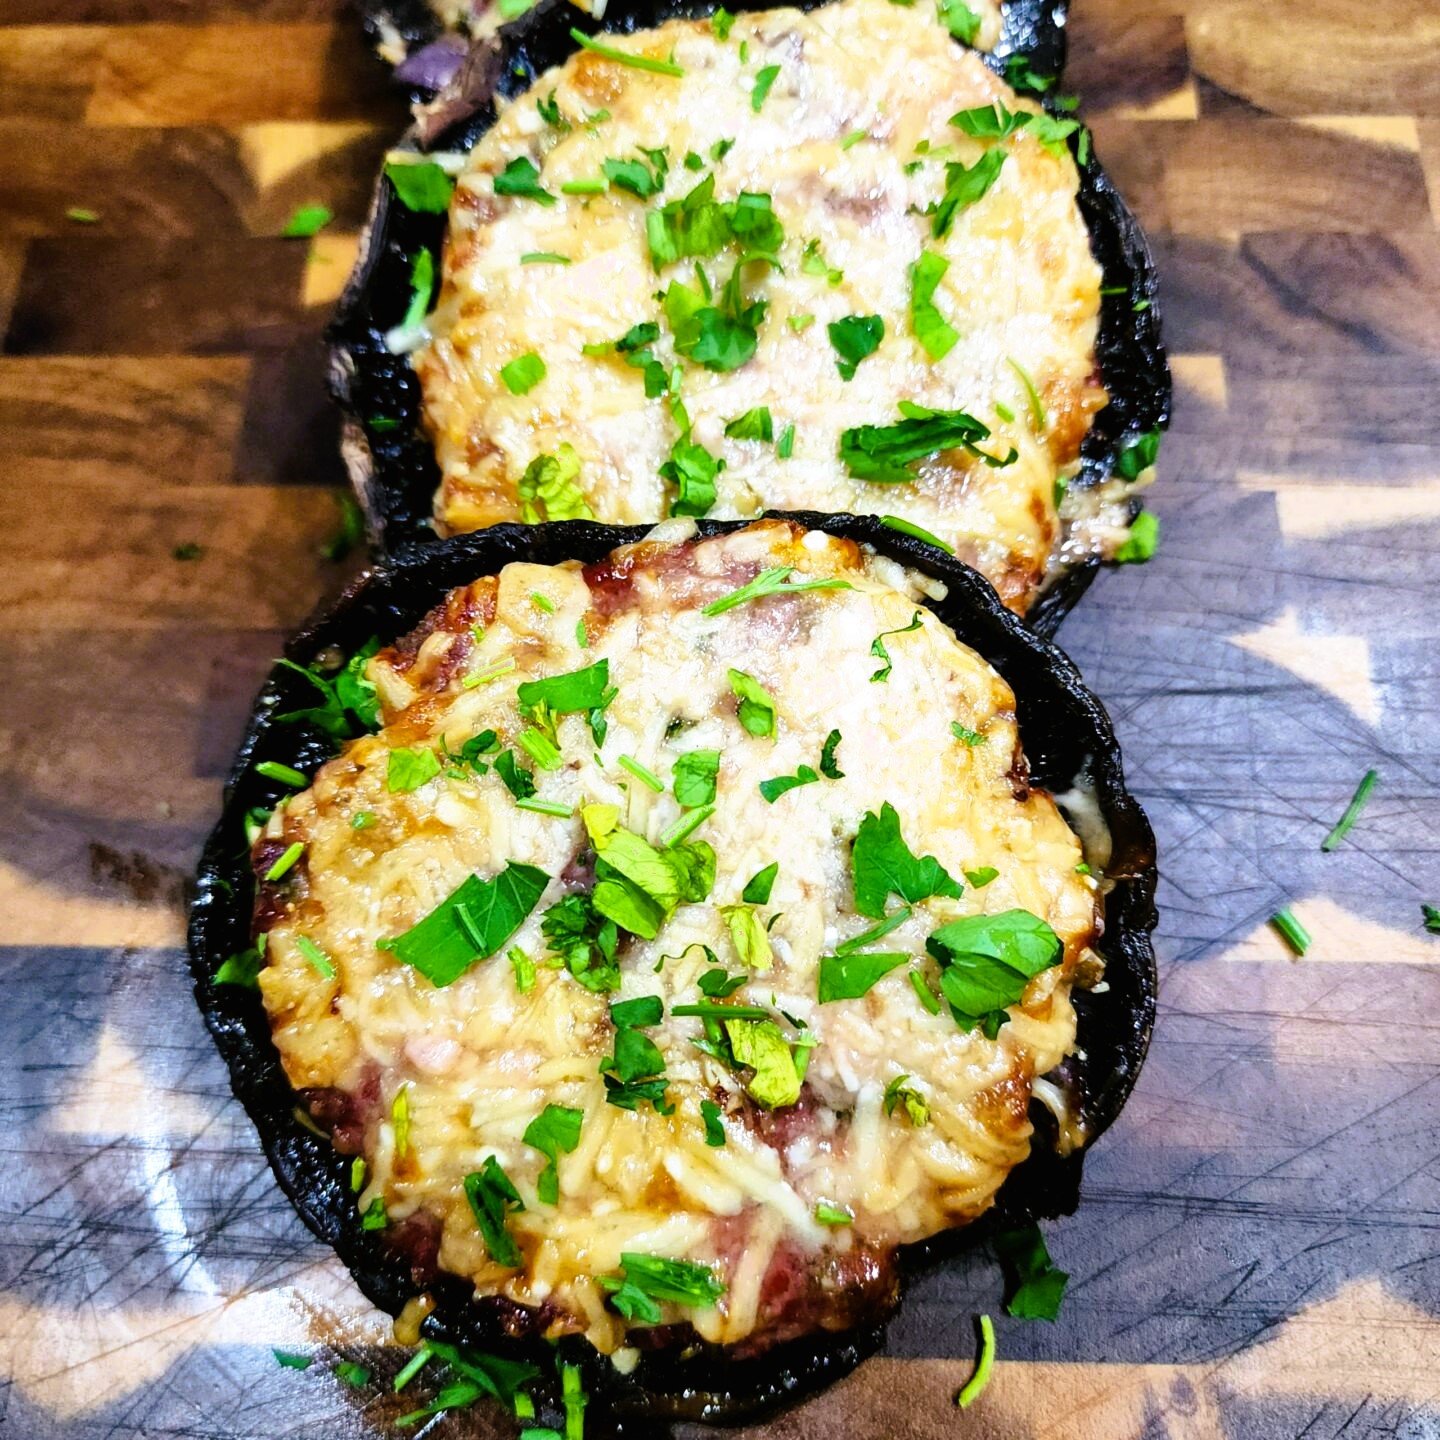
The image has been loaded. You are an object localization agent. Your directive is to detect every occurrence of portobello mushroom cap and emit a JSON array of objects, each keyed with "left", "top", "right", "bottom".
[
  {"left": 189, "top": 513, "right": 1156, "bottom": 1426},
  {"left": 329, "top": 0, "right": 1169, "bottom": 638}
]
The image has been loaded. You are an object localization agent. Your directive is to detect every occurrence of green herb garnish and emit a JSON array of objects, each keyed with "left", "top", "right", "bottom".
[
  {"left": 839, "top": 401, "right": 1016, "bottom": 482},
  {"left": 879, "top": 514, "right": 954, "bottom": 553},
  {"left": 751, "top": 64, "right": 780, "bottom": 111},
  {"left": 956, "top": 1314, "right": 996, "bottom": 1406},
  {"left": 570, "top": 26, "right": 686, "bottom": 76},
  {"left": 728, "top": 668, "right": 777, "bottom": 736},
  {"left": 295, "top": 935, "right": 336, "bottom": 979},
  {"left": 703, "top": 565, "right": 851, "bottom": 616},
  {"left": 909, "top": 250, "right": 959, "bottom": 361},
  {"left": 936, "top": 0, "right": 980, "bottom": 41},
  {"left": 1271, "top": 907, "right": 1310, "bottom": 955},
  {"left": 927, "top": 909, "right": 1062, "bottom": 1034},
  {"left": 870, "top": 609, "right": 923, "bottom": 682},
  {"left": 930, "top": 148, "right": 1005, "bottom": 238},
  {"left": 851, "top": 802, "right": 962, "bottom": 917},
  {"left": 464, "top": 1157, "right": 525, "bottom": 1266},
  {"left": 494, "top": 156, "right": 556, "bottom": 205},
  {"left": 387, "top": 746, "right": 440, "bottom": 793},
  {"left": 1114, "top": 510, "right": 1159, "bottom": 564},
  {"left": 828, "top": 314, "right": 884, "bottom": 380},
  {"left": 742, "top": 861, "right": 778, "bottom": 904},
  {"left": 884, "top": 1073, "right": 930, "bottom": 1125},
  {"left": 500, "top": 352, "right": 546, "bottom": 395},
  {"left": 282, "top": 203, "right": 332, "bottom": 238},
  {"left": 723, "top": 406, "right": 774, "bottom": 442},
  {"left": 522, "top": 1103, "right": 584, "bottom": 1204},
  {"left": 673, "top": 748, "right": 721, "bottom": 808},
  {"left": 384, "top": 160, "right": 454, "bottom": 213},
  {"left": 1321, "top": 769, "right": 1378, "bottom": 852},
  {"left": 818, "top": 950, "right": 908, "bottom": 1001},
  {"left": 600, "top": 1253, "right": 725, "bottom": 1322},
  {"left": 700, "top": 1098, "right": 726, "bottom": 1146},
  {"left": 815, "top": 1201, "right": 853, "bottom": 1226},
  {"left": 996, "top": 1222, "right": 1068, "bottom": 1320}
]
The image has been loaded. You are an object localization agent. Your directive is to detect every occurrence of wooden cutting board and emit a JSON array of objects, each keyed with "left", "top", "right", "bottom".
[{"left": 1, "top": 2, "right": 1437, "bottom": 1436}]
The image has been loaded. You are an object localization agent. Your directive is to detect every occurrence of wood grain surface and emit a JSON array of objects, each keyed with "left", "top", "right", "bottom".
[{"left": 2, "top": 2, "right": 1439, "bottom": 1437}]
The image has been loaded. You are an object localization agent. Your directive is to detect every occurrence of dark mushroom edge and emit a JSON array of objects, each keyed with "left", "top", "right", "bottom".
[
  {"left": 358, "top": 0, "right": 1068, "bottom": 99},
  {"left": 327, "top": 0, "right": 1171, "bottom": 640},
  {"left": 189, "top": 513, "right": 1157, "bottom": 1427}
]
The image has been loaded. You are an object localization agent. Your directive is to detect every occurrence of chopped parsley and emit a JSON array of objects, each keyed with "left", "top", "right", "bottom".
[
  {"left": 584, "top": 320, "right": 667, "bottom": 397},
  {"left": 494, "top": 156, "right": 556, "bottom": 205},
  {"left": 662, "top": 255, "right": 772, "bottom": 372},
  {"left": 360, "top": 1196, "right": 388, "bottom": 1230},
  {"left": 703, "top": 565, "right": 852, "bottom": 616},
  {"left": 495, "top": 749, "right": 537, "bottom": 800},
  {"left": 583, "top": 805, "right": 715, "bottom": 941},
  {"left": 927, "top": 908, "right": 1063, "bottom": 1035},
  {"left": 387, "top": 745, "right": 440, "bottom": 793},
  {"left": 216, "top": 935, "right": 265, "bottom": 988},
  {"left": 464, "top": 1156, "right": 524, "bottom": 1266},
  {"left": 518, "top": 444, "right": 593, "bottom": 521},
  {"left": 751, "top": 64, "right": 781, "bottom": 111},
  {"left": 950, "top": 100, "right": 1082, "bottom": 160},
  {"left": 951, "top": 721, "right": 987, "bottom": 746},
  {"left": 836, "top": 906, "right": 911, "bottom": 954},
  {"left": 281, "top": 203, "right": 331, "bottom": 238},
  {"left": 276, "top": 638, "right": 381, "bottom": 738},
  {"left": 725, "top": 1018, "right": 802, "bottom": 1107},
  {"left": 647, "top": 173, "right": 784, "bottom": 270},
  {"left": 723, "top": 905, "right": 773, "bottom": 969},
  {"left": 698, "top": 966, "right": 746, "bottom": 997},
  {"left": 1424, "top": 904, "right": 1440, "bottom": 935},
  {"left": 522, "top": 1103, "right": 584, "bottom": 1204},
  {"left": 517, "top": 659, "right": 612, "bottom": 717},
  {"left": 819, "top": 728, "right": 844, "bottom": 778},
  {"left": 603, "top": 153, "right": 666, "bottom": 198},
  {"left": 929, "top": 148, "right": 1006, "bottom": 238},
  {"left": 870, "top": 609, "right": 923, "bottom": 682},
  {"left": 840, "top": 401, "right": 1015, "bottom": 481},
  {"left": 815, "top": 1201, "right": 853, "bottom": 1226},
  {"left": 509, "top": 946, "right": 536, "bottom": 992},
  {"left": 724, "top": 406, "right": 774, "bottom": 442},
  {"left": 956, "top": 1314, "right": 996, "bottom": 1407},
  {"left": 818, "top": 950, "right": 908, "bottom": 1001},
  {"left": 1271, "top": 907, "right": 1310, "bottom": 956},
  {"left": 673, "top": 748, "right": 721, "bottom": 808},
  {"left": 884, "top": 1073, "right": 930, "bottom": 1125},
  {"left": 996, "top": 1221, "right": 1068, "bottom": 1320},
  {"left": 700, "top": 1098, "right": 726, "bottom": 1146},
  {"left": 910, "top": 250, "right": 959, "bottom": 361},
  {"left": 600, "top": 1253, "right": 725, "bottom": 1322},
  {"left": 536, "top": 90, "right": 566, "bottom": 128},
  {"left": 801, "top": 238, "right": 843, "bottom": 286},
  {"left": 1002, "top": 54, "right": 1056, "bottom": 94},
  {"left": 661, "top": 433, "right": 725, "bottom": 515},
  {"left": 384, "top": 159, "right": 454, "bottom": 213},
  {"left": 711, "top": 7, "right": 735, "bottom": 38},
  {"left": 378, "top": 862, "right": 550, "bottom": 986},
  {"left": 602, "top": 996, "right": 672, "bottom": 1112},
  {"left": 728, "top": 668, "right": 777, "bottom": 736},
  {"left": 394, "top": 1344, "right": 540, "bottom": 1427},
  {"left": 65, "top": 206, "right": 100, "bottom": 224},
  {"left": 777, "top": 423, "right": 796, "bottom": 458},
  {"left": 569, "top": 26, "right": 686, "bottom": 76},
  {"left": 500, "top": 352, "right": 546, "bottom": 395},
  {"left": 759, "top": 764, "right": 818, "bottom": 803},
  {"left": 828, "top": 314, "right": 884, "bottom": 380},
  {"left": 521, "top": 251, "right": 570, "bottom": 264},
  {"left": 742, "top": 862, "right": 779, "bottom": 904},
  {"left": 1114, "top": 510, "right": 1160, "bottom": 563},
  {"left": 851, "top": 802, "right": 963, "bottom": 917},
  {"left": 964, "top": 866, "right": 998, "bottom": 888},
  {"left": 273, "top": 1349, "right": 313, "bottom": 1370}
]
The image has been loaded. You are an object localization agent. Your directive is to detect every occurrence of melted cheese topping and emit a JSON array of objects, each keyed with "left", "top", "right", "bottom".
[
  {"left": 414, "top": 0, "right": 1103, "bottom": 614},
  {"left": 256, "top": 520, "right": 1099, "bottom": 1352}
]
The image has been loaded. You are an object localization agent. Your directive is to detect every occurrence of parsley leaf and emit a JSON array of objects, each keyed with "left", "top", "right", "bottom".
[
  {"left": 600, "top": 1254, "right": 725, "bottom": 1320},
  {"left": 910, "top": 251, "right": 959, "bottom": 360},
  {"left": 883, "top": 1073, "right": 930, "bottom": 1125},
  {"left": 742, "top": 862, "right": 778, "bottom": 904},
  {"left": 603, "top": 154, "right": 665, "bottom": 198},
  {"left": 751, "top": 64, "right": 781, "bottom": 111},
  {"left": 522, "top": 1103, "right": 583, "bottom": 1205},
  {"left": 818, "top": 950, "right": 908, "bottom": 1001},
  {"left": 275, "top": 638, "right": 381, "bottom": 739},
  {"left": 463, "top": 1156, "right": 524, "bottom": 1267},
  {"left": 819, "top": 728, "right": 844, "bottom": 779},
  {"left": 758, "top": 764, "right": 818, "bottom": 803},
  {"left": 828, "top": 314, "right": 884, "bottom": 381},
  {"left": 951, "top": 721, "right": 987, "bottom": 747},
  {"left": 661, "top": 434, "right": 725, "bottom": 516},
  {"left": 500, "top": 352, "right": 546, "bottom": 395},
  {"left": 282, "top": 203, "right": 331, "bottom": 238},
  {"left": 950, "top": 101, "right": 1082, "bottom": 160},
  {"left": 216, "top": 935, "right": 266, "bottom": 989},
  {"left": 936, "top": 0, "right": 980, "bottom": 41},
  {"left": 801, "top": 238, "right": 843, "bottom": 286},
  {"left": 602, "top": 998, "right": 671, "bottom": 1112},
  {"left": 930, "top": 148, "right": 1006, "bottom": 237},
  {"left": 494, "top": 749, "right": 537, "bottom": 799},
  {"left": 494, "top": 156, "right": 556, "bottom": 205},
  {"left": 870, "top": 610, "right": 923, "bottom": 682},
  {"left": 517, "top": 659, "right": 612, "bottom": 717},
  {"left": 569, "top": 26, "right": 685, "bottom": 76},
  {"left": 926, "top": 908, "right": 1062, "bottom": 1034},
  {"left": 387, "top": 746, "right": 440, "bottom": 793},
  {"left": 995, "top": 1221, "right": 1068, "bottom": 1320},
  {"left": 701, "top": 1098, "right": 726, "bottom": 1145},
  {"left": 839, "top": 401, "right": 1016, "bottom": 482},
  {"left": 1423, "top": 904, "right": 1440, "bottom": 935},
  {"left": 712, "top": 8, "right": 735, "bottom": 38},
  {"left": 379, "top": 862, "right": 550, "bottom": 986},
  {"left": 1002, "top": 55, "right": 1056, "bottom": 94},
  {"left": 384, "top": 160, "right": 454, "bottom": 213},
  {"left": 1114, "top": 425, "right": 1162, "bottom": 481},
  {"left": 964, "top": 866, "right": 998, "bottom": 888},
  {"left": 646, "top": 175, "right": 784, "bottom": 270},
  {"left": 673, "top": 749, "right": 721, "bottom": 808},
  {"left": 723, "top": 904, "right": 773, "bottom": 969},
  {"left": 1114, "top": 510, "right": 1160, "bottom": 564},
  {"left": 725, "top": 1018, "right": 802, "bottom": 1107},
  {"left": 851, "top": 802, "right": 963, "bottom": 917},
  {"left": 518, "top": 443, "right": 593, "bottom": 521},
  {"left": 541, "top": 892, "right": 620, "bottom": 992},
  {"left": 723, "top": 406, "right": 774, "bottom": 442},
  {"left": 728, "top": 668, "right": 777, "bottom": 736}
]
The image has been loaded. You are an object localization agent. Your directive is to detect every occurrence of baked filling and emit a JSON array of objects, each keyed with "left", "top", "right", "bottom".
[
  {"left": 253, "top": 520, "right": 1101, "bottom": 1355},
  {"left": 413, "top": 0, "right": 1105, "bottom": 613}
]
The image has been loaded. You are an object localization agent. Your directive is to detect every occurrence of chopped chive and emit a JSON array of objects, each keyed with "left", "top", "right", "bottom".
[
  {"left": 955, "top": 1314, "right": 996, "bottom": 1408},
  {"left": 619, "top": 754, "right": 664, "bottom": 792},
  {"left": 814, "top": 1200, "right": 853, "bottom": 1225},
  {"left": 256, "top": 760, "right": 308, "bottom": 788},
  {"left": 560, "top": 176, "right": 609, "bottom": 195},
  {"left": 1271, "top": 907, "right": 1310, "bottom": 956},
  {"left": 273, "top": 1349, "right": 313, "bottom": 1370},
  {"left": 994, "top": 400, "right": 1016, "bottom": 423},
  {"left": 909, "top": 969, "right": 941, "bottom": 1014},
  {"left": 281, "top": 203, "right": 332, "bottom": 238},
  {"left": 672, "top": 1002, "right": 771, "bottom": 1020},
  {"left": 1320, "top": 768, "right": 1378, "bottom": 853},
  {"left": 392, "top": 1346, "right": 431, "bottom": 1392},
  {"left": 295, "top": 935, "right": 336, "bottom": 979},
  {"left": 879, "top": 514, "right": 955, "bottom": 554},
  {"left": 530, "top": 591, "right": 556, "bottom": 614},
  {"left": 516, "top": 797, "right": 574, "bottom": 818},
  {"left": 777, "top": 423, "right": 795, "bottom": 458},
  {"left": 264, "top": 842, "right": 305, "bottom": 882},
  {"left": 570, "top": 27, "right": 685, "bottom": 75},
  {"left": 660, "top": 802, "right": 715, "bottom": 847},
  {"left": 351, "top": 811, "right": 375, "bottom": 831},
  {"left": 66, "top": 206, "right": 101, "bottom": 224},
  {"left": 350, "top": 1156, "right": 367, "bottom": 1191},
  {"left": 1007, "top": 356, "right": 1046, "bottom": 430},
  {"left": 522, "top": 252, "right": 572, "bottom": 264},
  {"left": 463, "top": 657, "right": 517, "bottom": 689},
  {"left": 575, "top": 617, "right": 589, "bottom": 648},
  {"left": 840, "top": 129, "right": 867, "bottom": 149}
]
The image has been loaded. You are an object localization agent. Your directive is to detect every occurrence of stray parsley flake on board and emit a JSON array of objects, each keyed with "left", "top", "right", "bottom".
[
  {"left": 1320, "top": 768, "right": 1378, "bottom": 852},
  {"left": 996, "top": 1222, "right": 1068, "bottom": 1320}
]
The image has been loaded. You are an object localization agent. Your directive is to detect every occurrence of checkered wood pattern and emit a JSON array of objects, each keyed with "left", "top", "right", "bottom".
[{"left": 2, "top": 2, "right": 1438, "bottom": 1437}]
